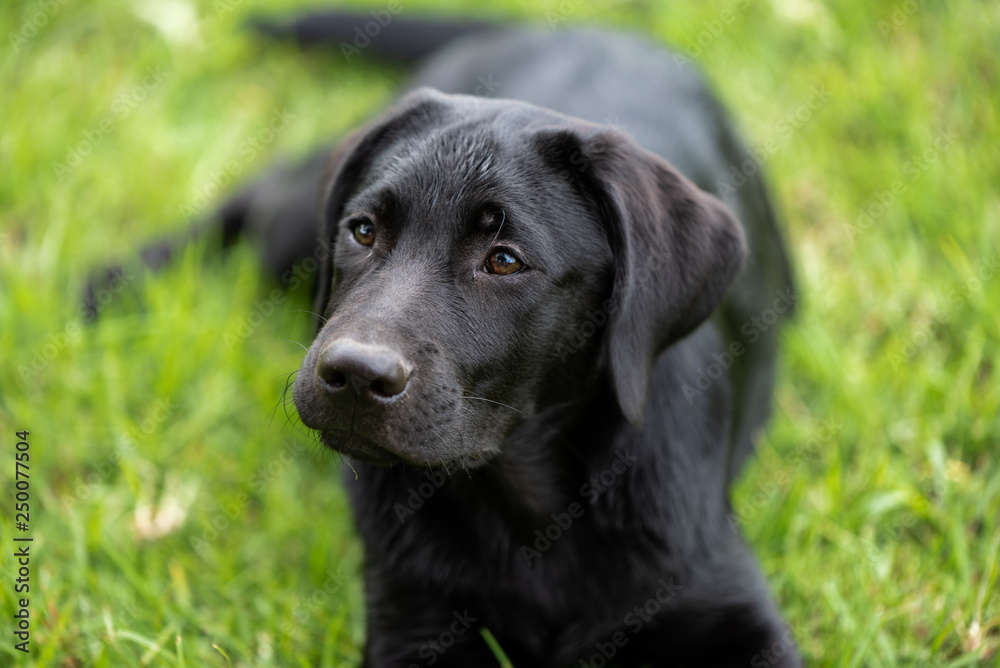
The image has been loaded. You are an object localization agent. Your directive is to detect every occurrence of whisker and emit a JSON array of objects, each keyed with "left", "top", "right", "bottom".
[
  {"left": 423, "top": 423, "right": 454, "bottom": 454},
  {"left": 283, "top": 339, "right": 310, "bottom": 353},
  {"left": 270, "top": 370, "right": 322, "bottom": 444},
  {"left": 462, "top": 394, "right": 589, "bottom": 465},
  {"left": 268, "top": 369, "right": 299, "bottom": 427},
  {"left": 307, "top": 431, "right": 326, "bottom": 462},
  {"left": 489, "top": 209, "right": 506, "bottom": 247},
  {"left": 260, "top": 339, "right": 311, "bottom": 352},
  {"left": 461, "top": 395, "right": 525, "bottom": 415},
  {"left": 288, "top": 309, "right": 329, "bottom": 324},
  {"left": 283, "top": 410, "right": 316, "bottom": 442}
]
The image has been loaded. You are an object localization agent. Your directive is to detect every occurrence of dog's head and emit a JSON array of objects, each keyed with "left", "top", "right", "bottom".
[{"left": 293, "top": 88, "right": 745, "bottom": 468}]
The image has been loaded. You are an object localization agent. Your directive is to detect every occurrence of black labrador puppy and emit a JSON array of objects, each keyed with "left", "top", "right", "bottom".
[{"left": 98, "top": 14, "right": 800, "bottom": 667}]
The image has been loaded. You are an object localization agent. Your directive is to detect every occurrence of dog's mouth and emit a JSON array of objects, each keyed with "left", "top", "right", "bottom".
[
  {"left": 318, "top": 429, "right": 408, "bottom": 466},
  {"left": 318, "top": 427, "right": 502, "bottom": 469}
]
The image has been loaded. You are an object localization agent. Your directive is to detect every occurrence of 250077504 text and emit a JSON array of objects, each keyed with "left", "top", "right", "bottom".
[{"left": 13, "top": 431, "right": 32, "bottom": 654}]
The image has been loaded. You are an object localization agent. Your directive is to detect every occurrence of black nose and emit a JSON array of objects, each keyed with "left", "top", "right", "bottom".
[{"left": 317, "top": 339, "right": 412, "bottom": 404}]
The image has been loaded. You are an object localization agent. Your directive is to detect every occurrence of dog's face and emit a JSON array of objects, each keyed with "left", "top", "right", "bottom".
[{"left": 293, "top": 89, "right": 745, "bottom": 468}]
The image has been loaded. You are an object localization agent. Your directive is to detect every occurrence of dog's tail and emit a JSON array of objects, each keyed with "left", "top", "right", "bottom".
[{"left": 246, "top": 10, "right": 497, "bottom": 64}]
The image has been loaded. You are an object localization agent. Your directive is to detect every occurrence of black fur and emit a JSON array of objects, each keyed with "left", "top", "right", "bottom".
[{"left": 93, "top": 18, "right": 799, "bottom": 667}]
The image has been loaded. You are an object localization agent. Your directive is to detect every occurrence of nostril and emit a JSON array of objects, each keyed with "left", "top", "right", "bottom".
[
  {"left": 369, "top": 379, "right": 389, "bottom": 397},
  {"left": 317, "top": 354, "right": 347, "bottom": 389},
  {"left": 365, "top": 361, "right": 409, "bottom": 398},
  {"left": 321, "top": 369, "right": 346, "bottom": 390},
  {"left": 370, "top": 372, "right": 407, "bottom": 398}
]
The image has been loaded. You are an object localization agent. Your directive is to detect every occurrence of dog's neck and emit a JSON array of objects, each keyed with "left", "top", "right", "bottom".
[
  {"left": 478, "top": 386, "right": 625, "bottom": 520},
  {"left": 342, "top": 383, "right": 643, "bottom": 532}
]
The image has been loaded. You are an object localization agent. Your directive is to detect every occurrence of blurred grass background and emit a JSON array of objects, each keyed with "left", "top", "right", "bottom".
[{"left": 1, "top": 0, "right": 998, "bottom": 665}]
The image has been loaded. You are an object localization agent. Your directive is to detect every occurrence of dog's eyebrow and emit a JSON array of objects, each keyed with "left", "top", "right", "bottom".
[
  {"left": 469, "top": 203, "right": 520, "bottom": 240},
  {"left": 487, "top": 209, "right": 506, "bottom": 247},
  {"left": 476, "top": 205, "right": 505, "bottom": 229},
  {"left": 341, "top": 186, "right": 399, "bottom": 222}
]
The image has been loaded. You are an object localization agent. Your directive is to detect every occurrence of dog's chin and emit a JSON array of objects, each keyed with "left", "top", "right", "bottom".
[
  {"left": 318, "top": 429, "right": 501, "bottom": 470},
  {"left": 318, "top": 430, "right": 407, "bottom": 466}
]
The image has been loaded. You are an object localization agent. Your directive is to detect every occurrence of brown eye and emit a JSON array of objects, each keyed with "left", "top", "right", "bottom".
[
  {"left": 485, "top": 250, "right": 524, "bottom": 275},
  {"left": 352, "top": 220, "right": 375, "bottom": 246}
]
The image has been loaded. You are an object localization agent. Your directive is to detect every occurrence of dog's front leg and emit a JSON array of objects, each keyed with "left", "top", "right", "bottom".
[{"left": 360, "top": 571, "right": 498, "bottom": 667}]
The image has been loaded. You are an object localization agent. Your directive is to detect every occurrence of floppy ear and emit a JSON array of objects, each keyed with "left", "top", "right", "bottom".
[
  {"left": 537, "top": 126, "right": 747, "bottom": 424},
  {"left": 311, "top": 88, "right": 451, "bottom": 325}
]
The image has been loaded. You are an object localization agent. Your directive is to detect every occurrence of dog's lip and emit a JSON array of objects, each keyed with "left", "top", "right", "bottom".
[
  {"left": 319, "top": 428, "right": 501, "bottom": 469},
  {"left": 320, "top": 429, "right": 405, "bottom": 465}
]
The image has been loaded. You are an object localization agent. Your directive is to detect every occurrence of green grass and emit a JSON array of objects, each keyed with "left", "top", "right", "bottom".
[{"left": 1, "top": 0, "right": 998, "bottom": 665}]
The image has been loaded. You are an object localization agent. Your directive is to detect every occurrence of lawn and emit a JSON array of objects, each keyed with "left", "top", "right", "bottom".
[{"left": 1, "top": 0, "right": 998, "bottom": 665}]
